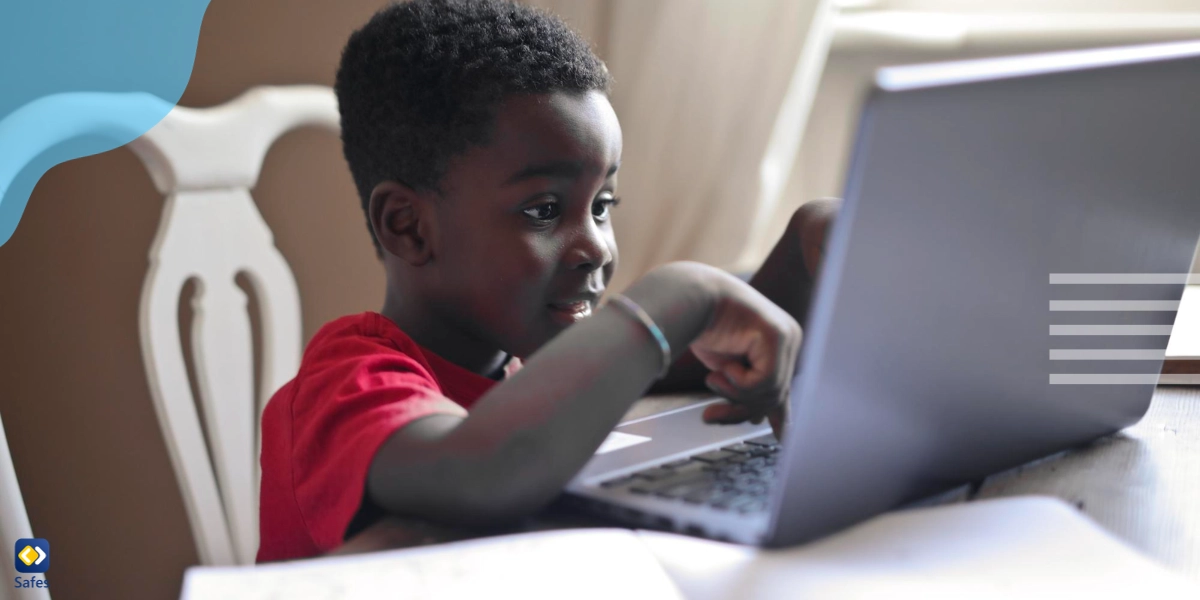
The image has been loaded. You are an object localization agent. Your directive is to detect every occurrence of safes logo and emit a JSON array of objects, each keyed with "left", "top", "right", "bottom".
[{"left": 14, "top": 539, "right": 49, "bottom": 574}]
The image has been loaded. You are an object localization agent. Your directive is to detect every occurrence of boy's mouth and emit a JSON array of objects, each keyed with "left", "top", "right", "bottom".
[{"left": 547, "top": 300, "right": 594, "bottom": 326}]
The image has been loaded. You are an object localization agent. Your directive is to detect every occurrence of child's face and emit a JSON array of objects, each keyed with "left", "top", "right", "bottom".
[{"left": 427, "top": 90, "right": 622, "bottom": 358}]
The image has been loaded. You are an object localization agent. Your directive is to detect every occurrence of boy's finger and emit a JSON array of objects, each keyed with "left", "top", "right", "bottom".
[
  {"left": 722, "top": 365, "right": 785, "bottom": 412},
  {"left": 692, "top": 348, "right": 746, "bottom": 376},
  {"left": 709, "top": 369, "right": 783, "bottom": 418},
  {"left": 798, "top": 198, "right": 841, "bottom": 276},
  {"left": 718, "top": 360, "right": 753, "bottom": 387},
  {"left": 704, "top": 371, "right": 738, "bottom": 399},
  {"left": 714, "top": 351, "right": 770, "bottom": 391},
  {"left": 702, "top": 402, "right": 754, "bottom": 424},
  {"left": 768, "top": 407, "right": 786, "bottom": 441}
]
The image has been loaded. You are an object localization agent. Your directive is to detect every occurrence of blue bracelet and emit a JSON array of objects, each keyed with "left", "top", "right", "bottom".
[{"left": 607, "top": 293, "right": 672, "bottom": 379}]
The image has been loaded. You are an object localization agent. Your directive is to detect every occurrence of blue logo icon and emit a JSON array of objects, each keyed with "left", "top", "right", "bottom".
[{"left": 14, "top": 538, "right": 49, "bottom": 573}]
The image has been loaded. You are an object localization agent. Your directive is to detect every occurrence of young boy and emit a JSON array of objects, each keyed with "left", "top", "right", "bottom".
[{"left": 257, "top": 0, "right": 838, "bottom": 562}]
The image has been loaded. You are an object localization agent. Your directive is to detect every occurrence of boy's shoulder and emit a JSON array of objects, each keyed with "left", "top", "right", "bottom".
[
  {"left": 273, "top": 312, "right": 434, "bottom": 404},
  {"left": 272, "top": 311, "right": 512, "bottom": 413}
]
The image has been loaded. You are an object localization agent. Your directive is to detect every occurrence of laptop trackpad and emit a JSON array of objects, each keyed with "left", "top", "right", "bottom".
[{"left": 574, "top": 400, "right": 771, "bottom": 483}]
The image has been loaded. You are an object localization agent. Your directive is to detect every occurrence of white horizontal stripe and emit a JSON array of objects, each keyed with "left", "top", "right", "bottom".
[
  {"left": 1049, "top": 300, "right": 1180, "bottom": 311},
  {"left": 1049, "top": 349, "right": 1166, "bottom": 360},
  {"left": 1049, "top": 273, "right": 1200, "bottom": 284},
  {"left": 1050, "top": 374, "right": 1161, "bottom": 385},
  {"left": 1050, "top": 325, "right": 1174, "bottom": 336}
]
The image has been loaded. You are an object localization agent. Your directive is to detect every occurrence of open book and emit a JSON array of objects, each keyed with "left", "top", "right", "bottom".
[{"left": 181, "top": 496, "right": 1196, "bottom": 600}]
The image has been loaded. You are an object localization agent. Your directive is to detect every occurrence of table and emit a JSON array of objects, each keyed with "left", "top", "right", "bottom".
[
  {"left": 975, "top": 385, "right": 1200, "bottom": 579},
  {"left": 336, "top": 387, "right": 1200, "bottom": 580}
]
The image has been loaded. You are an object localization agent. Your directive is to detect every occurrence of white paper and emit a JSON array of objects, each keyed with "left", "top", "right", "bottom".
[
  {"left": 595, "top": 431, "right": 652, "bottom": 455},
  {"left": 181, "top": 497, "right": 1196, "bottom": 600},
  {"left": 1166, "top": 285, "right": 1200, "bottom": 359},
  {"left": 639, "top": 496, "right": 1199, "bottom": 600},
  {"left": 181, "top": 528, "right": 681, "bottom": 600}
]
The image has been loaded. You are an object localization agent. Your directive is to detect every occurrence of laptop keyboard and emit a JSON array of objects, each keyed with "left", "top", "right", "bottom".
[{"left": 597, "top": 434, "right": 780, "bottom": 514}]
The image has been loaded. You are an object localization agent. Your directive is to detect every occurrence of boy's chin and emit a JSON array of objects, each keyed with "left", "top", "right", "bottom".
[{"left": 507, "top": 314, "right": 588, "bottom": 358}]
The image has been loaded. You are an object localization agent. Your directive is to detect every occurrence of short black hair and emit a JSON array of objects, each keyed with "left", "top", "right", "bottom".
[{"left": 335, "top": 0, "right": 612, "bottom": 252}]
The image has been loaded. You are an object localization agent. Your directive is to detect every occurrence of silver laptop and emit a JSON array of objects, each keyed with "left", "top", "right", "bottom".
[{"left": 565, "top": 40, "right": 1200, "bottom": 547}]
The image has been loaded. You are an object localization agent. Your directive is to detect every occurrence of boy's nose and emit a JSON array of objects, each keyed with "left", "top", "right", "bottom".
[{"left": 565, "top": 221, "right": 613, "bottom": 272}]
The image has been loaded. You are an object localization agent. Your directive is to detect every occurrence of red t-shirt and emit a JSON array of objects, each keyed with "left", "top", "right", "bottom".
[{"left": 256, "top": 312, "right": 519, "bottom": 563}]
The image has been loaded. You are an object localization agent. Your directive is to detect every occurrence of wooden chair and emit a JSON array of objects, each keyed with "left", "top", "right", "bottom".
[{"left": 127, "top": 86, "right": 339, "bottom": 565}]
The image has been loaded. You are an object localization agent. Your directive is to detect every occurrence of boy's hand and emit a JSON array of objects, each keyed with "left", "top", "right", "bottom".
[
  {"left": 749, "top": 198, "right": 842, "bottom": 328},
  {"left": 696, "top": 199, "right": 841, "bottom": 440},
  {"left": 701, "top": 401, "right": 786, "bottom": 441},
  {"left": 793, "top": 198, "right": 841, "bottom": 277},
  {"left": 687, "top": 269, "right": 801, "bottom": 438}
]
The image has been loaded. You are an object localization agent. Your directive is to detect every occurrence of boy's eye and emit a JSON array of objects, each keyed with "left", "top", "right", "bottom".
[
  {"left": 523, "top": 201, "right": 561, "bottom": 221},
  {"left": 593, "top": 195, "right": 621, "bottom": 220}
]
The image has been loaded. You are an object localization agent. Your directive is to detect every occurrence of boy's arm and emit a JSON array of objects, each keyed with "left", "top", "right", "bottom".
[
  {"left": 650, "top": 198, "right": 842, "bottom": 395},
  {"left": 366, "top": 261, "right": 800, "bottom": 527}
]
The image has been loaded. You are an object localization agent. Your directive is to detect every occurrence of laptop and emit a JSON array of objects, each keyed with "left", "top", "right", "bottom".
[{"left": 564, "top": 40, "right": 1200, "bottom": 547}]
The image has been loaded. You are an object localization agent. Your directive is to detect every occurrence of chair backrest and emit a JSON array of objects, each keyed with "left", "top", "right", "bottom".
[
  {"left": 0, "top": 414, "right": 50, "bottom": 600},
  {"left": 127, "top": 86, "right": 339, "bottom": 565}
]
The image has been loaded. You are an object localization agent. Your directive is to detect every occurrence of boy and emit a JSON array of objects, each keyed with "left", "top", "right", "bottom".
[{"left": 257, "top": 0, "right": 838, "bottom": 562}]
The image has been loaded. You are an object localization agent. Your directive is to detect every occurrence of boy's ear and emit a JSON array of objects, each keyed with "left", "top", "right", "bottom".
[{"left": 369, "top": 181, "right": 437, "bottom": 266}]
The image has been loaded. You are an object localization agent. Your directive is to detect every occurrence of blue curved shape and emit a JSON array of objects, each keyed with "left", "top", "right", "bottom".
[{"left": 0, "top": 0, "right": 210, "bottom": 247}]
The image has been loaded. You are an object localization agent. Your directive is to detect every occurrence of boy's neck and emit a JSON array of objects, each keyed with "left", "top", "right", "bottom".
[{"left": 380, "top": 288, "right": 511, "bottom": 378}]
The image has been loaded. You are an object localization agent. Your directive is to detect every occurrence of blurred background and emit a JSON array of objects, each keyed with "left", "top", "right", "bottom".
[{"left": 2, "top": 1, "right": 1199, "bottom": 597}]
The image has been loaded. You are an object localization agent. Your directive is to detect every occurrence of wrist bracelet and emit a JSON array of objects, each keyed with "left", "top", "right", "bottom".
[{"left": 607, "top": 292, "right": 672, "bottom": 379}]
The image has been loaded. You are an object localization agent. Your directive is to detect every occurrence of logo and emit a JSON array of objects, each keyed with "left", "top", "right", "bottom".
[
  {"left": 13, "top": 539, "right": 48, "bottom": 574},
  {"left": 1048, "top": 272, "right": 1190, "bottom": 386}
]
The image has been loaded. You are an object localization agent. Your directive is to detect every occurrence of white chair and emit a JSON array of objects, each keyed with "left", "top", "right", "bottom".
[
  {"left": 1, "top": 415, "right": 50, "bottom": 600},
  {"left": 127, "top": 86, "right": 339, "bottom": 565},
  {"left": 0, "top": 86, "right": 336, "bottom": 570}
]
